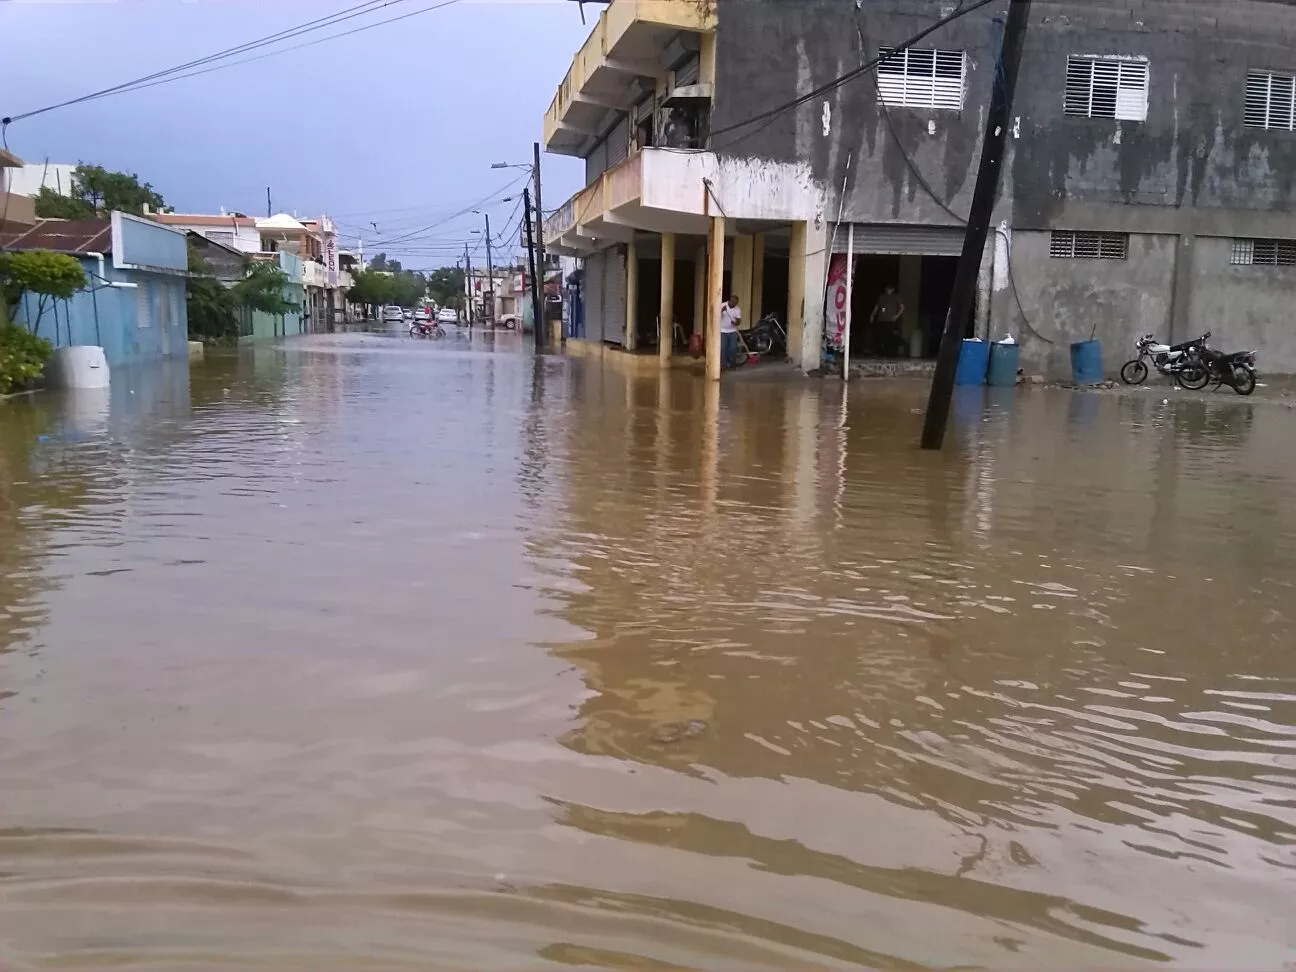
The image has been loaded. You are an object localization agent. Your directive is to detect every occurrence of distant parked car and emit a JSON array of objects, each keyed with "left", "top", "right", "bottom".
[
  {"left": 413, "top": 306, "right": 431, "bottom": 322},
  {"left": 436, "top": 307, "right": 459, "bottom": 326},
  {"left": 402, "top": 308, "right": 413, "bottom": 320},
  {"left": 382, "top": 305, "right": 404, "bottom": 324}
]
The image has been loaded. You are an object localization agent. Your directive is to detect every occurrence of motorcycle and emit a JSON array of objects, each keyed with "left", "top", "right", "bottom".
[
  {"left": 1120, "top": 332, "right": 1210, "bottom": 385},
  {"left": 739, "top": 312, "right": 788, "bottom": 357},
  {"left": 1176, "top": 346, "right": 1258, "bottom": 395},
  {"left": 409, "top": 321, "right": 445, "bottom": 339}
]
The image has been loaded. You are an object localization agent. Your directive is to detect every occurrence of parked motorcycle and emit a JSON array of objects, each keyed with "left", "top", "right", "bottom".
[
  {"left": 409, "top": 321, "right": 445, "bottom": 339},
  {"left": 1120, "top": 332, "right": 1210, "bottom": 384},
  {"left": 1176, "top": 345, "right": 1258, "bottom": 395},
  {"left": 740, "top": 312, "right": 787, "bottom": 357}
]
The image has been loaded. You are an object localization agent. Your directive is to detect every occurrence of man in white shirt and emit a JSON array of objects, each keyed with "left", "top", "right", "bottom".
[{"left": 719, "top": 294, "right": 741, "bottom": 370}]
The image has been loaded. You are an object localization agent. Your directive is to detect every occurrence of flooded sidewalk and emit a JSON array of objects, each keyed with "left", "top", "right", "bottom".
[{"left": 0, "top": 334, "right": 1293, "bottom": 969}]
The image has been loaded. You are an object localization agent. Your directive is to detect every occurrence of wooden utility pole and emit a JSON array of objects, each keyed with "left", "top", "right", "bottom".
[
  {"left": 533, "top": 141, "right": 547, "bottom": 345},
  {"left": 484, "top": 212, "right": 494, "bottom": 326},
  {"left": 523, "top": 186, "right": 543, "bottom": 352},
  {"left": 921, "top": 0, "right": 1032, "bottom": 449},
  {"left": 464, "top": 242, "right": 474, "bottom": 326}
]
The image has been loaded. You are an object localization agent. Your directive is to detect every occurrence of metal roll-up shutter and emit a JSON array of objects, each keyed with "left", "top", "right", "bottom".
[
  {"left": 674, "top": 54, "right": 700, "bottom": 87},
  {"left": 585, "top": 137, "right": 608, "bottom": 183},
  {"left": 584, "top": 250, "right": 605, "bottom": 343},
  {"left": 604, "top": 245, "right": 628, "bottom": 346},
  {"left": 849, "top": 224, "right": 967, "bottom": 256},
  {"left": 606, "top": 117, "right": 630, "bottom": 168}
]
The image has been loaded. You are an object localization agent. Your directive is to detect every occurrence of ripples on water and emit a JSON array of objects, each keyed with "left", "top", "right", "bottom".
[{"left": 0, "top": 335, "right": 1292, "bottom": 969}]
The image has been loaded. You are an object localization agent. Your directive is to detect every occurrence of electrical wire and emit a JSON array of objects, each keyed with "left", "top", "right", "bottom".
[
  {"left": 2, "top": 0, "right": 462, "bottom": 124},
  {"left": 706, "top": 0, "right": 998, "bottom": 145},
  {"left": 358, "top": 173, "right": 528, "bottom": 248}
]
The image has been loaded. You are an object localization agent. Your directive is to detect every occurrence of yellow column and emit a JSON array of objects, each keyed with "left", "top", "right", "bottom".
[
  {"left": 624, "top": 240, "right": 638, "bottom": 351},
  {"left": 787, "top": 221, "right": 808, "bottom": 366},
  {"left": 659, "top": 232, "right": 675, "bottom": 369},
  {"left": 732, "top": 233, "right": 754, "bottom": 321},
  {"left": 751, "top": 232, "right": 765, "bottom": 321},
  {"left": 693, "top": 246, "right": 706, "bottom": 344},
  {"left": 706, "top": 216, "right": 725, "bottom": 381}
]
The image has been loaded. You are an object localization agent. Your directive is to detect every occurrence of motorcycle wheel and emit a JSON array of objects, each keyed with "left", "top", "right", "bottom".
[
  {"left": 1175, "top": 364, "right": 1210, "bottom": 390},
  {"left": 409, "top": 326, "right": 419, "bottom": 338},
  {"left": 1231, "top": 365, "right": 1257, "bottom": 396},
  {"left": 750, "top": 332, "right": 774, "bottom": 355},
  {"left": 1120, "top": 359, "right": 1149, "bottom": 385}
]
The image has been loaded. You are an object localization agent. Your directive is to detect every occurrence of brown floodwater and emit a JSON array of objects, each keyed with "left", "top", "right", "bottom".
[{"left": 0, "top": 332, "right": 1293, "bottom": 969}]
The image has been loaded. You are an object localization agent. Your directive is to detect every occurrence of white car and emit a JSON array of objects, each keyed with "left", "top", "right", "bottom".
[
  {"left": 436, "top": 307, "right": 458, "bottom": 326},
  {"left": 382, "top": 305, "right": 404, "bottom": 324},
  {"left": 413, "top": 306, "right": 431, "bottom": 322}
]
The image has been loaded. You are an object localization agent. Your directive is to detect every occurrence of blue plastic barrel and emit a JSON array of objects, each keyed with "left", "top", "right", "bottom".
[
  {"left": 954, "top": 339, "right": 990, "bottom": 386},
  {"left": 987, "top": 342, "right": 1020, "bottom": 387},
  {"left": 1070, "top": 339, "right": 1103, "bottom": 385}
]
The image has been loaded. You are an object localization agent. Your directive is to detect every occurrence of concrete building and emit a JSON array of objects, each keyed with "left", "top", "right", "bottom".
[
  {"left": 0, "top": 147, "right": 37, "bottom": 231},
  {"left": 0, "top": 213, "right": 190, "bottom": 366},
  {"left": 3, "top": 162, "right": 78, "bottom": 201},
  {"left": 186, "top": 231, "right": 307, "bottom": 342},
  {"left": 543, "top": 0, "right": 1296, "bottom": 378},
  {"left": 153, "top": 212, "right": 262, "bottom": 253}
]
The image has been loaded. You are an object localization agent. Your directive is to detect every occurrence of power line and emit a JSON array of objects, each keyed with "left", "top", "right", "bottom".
[
  {"left": 707, "top": 0, "right": 998, "bottom": 145},
  {"left": 2, "top": 0, "right": 462, "bottom": 124}
]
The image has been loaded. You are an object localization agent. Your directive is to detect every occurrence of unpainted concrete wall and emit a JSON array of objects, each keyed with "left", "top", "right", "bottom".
[
  {"left": 1187, "top": 237, "right": 1296, "bottom": 372},
  {"left": 992, "top": 230, "right": 1176, "bottom": 378}
]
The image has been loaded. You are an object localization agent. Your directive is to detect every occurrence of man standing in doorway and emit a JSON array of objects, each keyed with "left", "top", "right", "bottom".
[
  {"left": 720, "top": 294, "right": 741, "bottom": 370},
  {"left": 870, "top": 284, "right": 906, "bottom": 356}
]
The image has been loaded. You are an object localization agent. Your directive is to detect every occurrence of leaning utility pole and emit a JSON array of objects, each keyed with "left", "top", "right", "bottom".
[
  {"left": 484, "top": 212, "right": 494, "bottom": 326},
  {"left": 532, "top": 141, "right": 547, "bottom": 344},
  {"left": 921, "top": 0, "right": 1032, "bottom": 450},
  {"left": 464, "top": 242, "right": 475, "bottom": 326},
  {"left": 523, "top": 186, "right": 543, "bottom": 352},
  {"left": 266, "top": 187, "right": 272, "bottom": 218}
]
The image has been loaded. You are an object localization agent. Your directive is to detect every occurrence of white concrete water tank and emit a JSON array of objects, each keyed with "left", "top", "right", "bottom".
[{"left": 45, "top": 345, "right": 110, "bottom": 390}]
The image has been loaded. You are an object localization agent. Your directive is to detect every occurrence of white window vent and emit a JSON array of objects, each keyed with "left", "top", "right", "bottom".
[
  {"left": 1049, "top": 230, "right": 1129, "bottom": 260},
  {"left": 1245, "top": 70, "right": 1296, "bottom": 131},
  {"left": 1064, "top": 56, "right": 1149, "bottom": 121},
  {"left": 877, "top": 47, "right": 967, "bottom": 111},
  {"left": 1231, "top": 238, "right": 1296, "bottom": 266}
]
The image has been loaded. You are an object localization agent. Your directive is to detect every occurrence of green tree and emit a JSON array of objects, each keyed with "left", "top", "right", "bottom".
[
  {"left": 0, "top": 325, "right": 54, "bottom": 394},
  {"left": 427, "top": 266, "right": 465, "bottom": 309},
  {"left": 0, "top": 250, "right": 88, "bottom": 335},
  {"left": 185, "top": 245, "right": 239, "bottom": 344},
  {"left": 232, "top": 261, "right": 296, "bottom": 316},
  {"left": 33, "top": 163, "right": 166, "bottom": 219}
]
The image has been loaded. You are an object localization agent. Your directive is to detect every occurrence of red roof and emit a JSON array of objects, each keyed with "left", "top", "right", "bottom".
[
  {"left": 0, "top": 218, "right": 112, "bottom": 254},
  {"left": 153, "top": 212, "right": 255, "bottom": 228}
]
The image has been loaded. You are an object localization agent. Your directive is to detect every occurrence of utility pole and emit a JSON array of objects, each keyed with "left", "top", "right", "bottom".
[
  {"left": 484, "top": 212, "right": 494, "bottom": 326},
  {"left": 464, "top": 242, "right": 475, "bottom": 326},
  {"left": 523, "top": 186, "right": 543, "bottom": 353},
  {"left": 921, "top": 0, "right": 1032, "bottom": 450},
  {"left": 266, "top": 187, "right": 272, "bottom": 218},
  {"left": 532, "top": 141, "right": 547, "bottom": 345}
]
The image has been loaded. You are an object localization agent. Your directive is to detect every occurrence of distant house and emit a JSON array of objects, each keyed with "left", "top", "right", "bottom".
[
  {"left": 0, "top": 212, "right": 190, "bottom": 365},
  {"left": 153, "top": 211, "right": 261, "bottom": 253},
  {"left": 187, "top": 231, "right": 305, "bottom": 341}
]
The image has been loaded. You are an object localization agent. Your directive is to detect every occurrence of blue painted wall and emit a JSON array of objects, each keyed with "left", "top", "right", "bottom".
[
  {"left": 114, "top": 211, "right": 188, "bottom": 272},
  {"left": 14, "top": 256, "right": 190, "bottom": 366}
]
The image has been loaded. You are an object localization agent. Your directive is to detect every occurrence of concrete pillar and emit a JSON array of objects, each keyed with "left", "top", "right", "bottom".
[
  {"left": 659, "top": 232, "right": 675, "bottom": 369},
  {"left": 787, "top": 221, "right": 807, "bottom": 368},
  {"left": 693, "top": 246, "right": 706, "bottom": 342},
  {"left": 732, "top": 233, "right": 754, "bottom": 322},
  {"left": 706, "top": 216, "right": 725, "bottom": 381},
  {"left": 800, "top": 219, "right": 829, "bottom": 372},
  {"left": 898, "top": 254, "right": 922, "bottom": 356},
  {"left": 1169, "top": 234, "right": 1195, "bottom": 343},
  {"left": 975, "top": 235, "right": 995, "bottom": 340},
  {"left": 750, "top": 232, "right": 765, "bottom": 321},
  {"left": 625, "top": 239, "right": 638, "bottom": 351}
]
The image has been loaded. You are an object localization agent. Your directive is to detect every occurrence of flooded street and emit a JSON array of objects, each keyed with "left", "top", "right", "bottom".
[{"left": 0, "top": 332, "right": 1293, "bottom": 969}]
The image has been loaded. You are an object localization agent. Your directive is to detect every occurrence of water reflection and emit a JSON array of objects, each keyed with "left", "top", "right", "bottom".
[{"left": 0, "top": 341, "right": 1291, "bottom": 969}]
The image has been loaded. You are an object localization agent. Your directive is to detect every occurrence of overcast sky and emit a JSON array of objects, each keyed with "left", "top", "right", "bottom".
[{"left": 0, "top": 0, "right": 591, "bottom": 270}]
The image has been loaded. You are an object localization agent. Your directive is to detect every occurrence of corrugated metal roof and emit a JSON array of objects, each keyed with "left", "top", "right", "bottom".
[{"left": 0, "top": 217, "right": 112, "bottom": 254}]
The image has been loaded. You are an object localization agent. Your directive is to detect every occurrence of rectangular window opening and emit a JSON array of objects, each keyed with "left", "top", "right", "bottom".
[
  {"left": 1049, "top": 230, "right": 1129, "bottom": 260},
  {"left": 877, "top": 46, "right": 967, "bottom": 111},
  {"left": 1064, "top": 55, "right": 1149, "bottom": 121}
]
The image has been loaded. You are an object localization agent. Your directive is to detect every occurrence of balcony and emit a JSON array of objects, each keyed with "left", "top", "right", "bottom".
[
  {"left": 301, "top": 261, "right": 327, "bottom": 288},
  {"left": 0, "top": 191, "right": 36, "bottom": 228},
  {"left": 545, "top": 148, "right": 825, "bottom": 254},
  {"left": 544, "top": 0, "right": 715, "bottom": 156}
]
